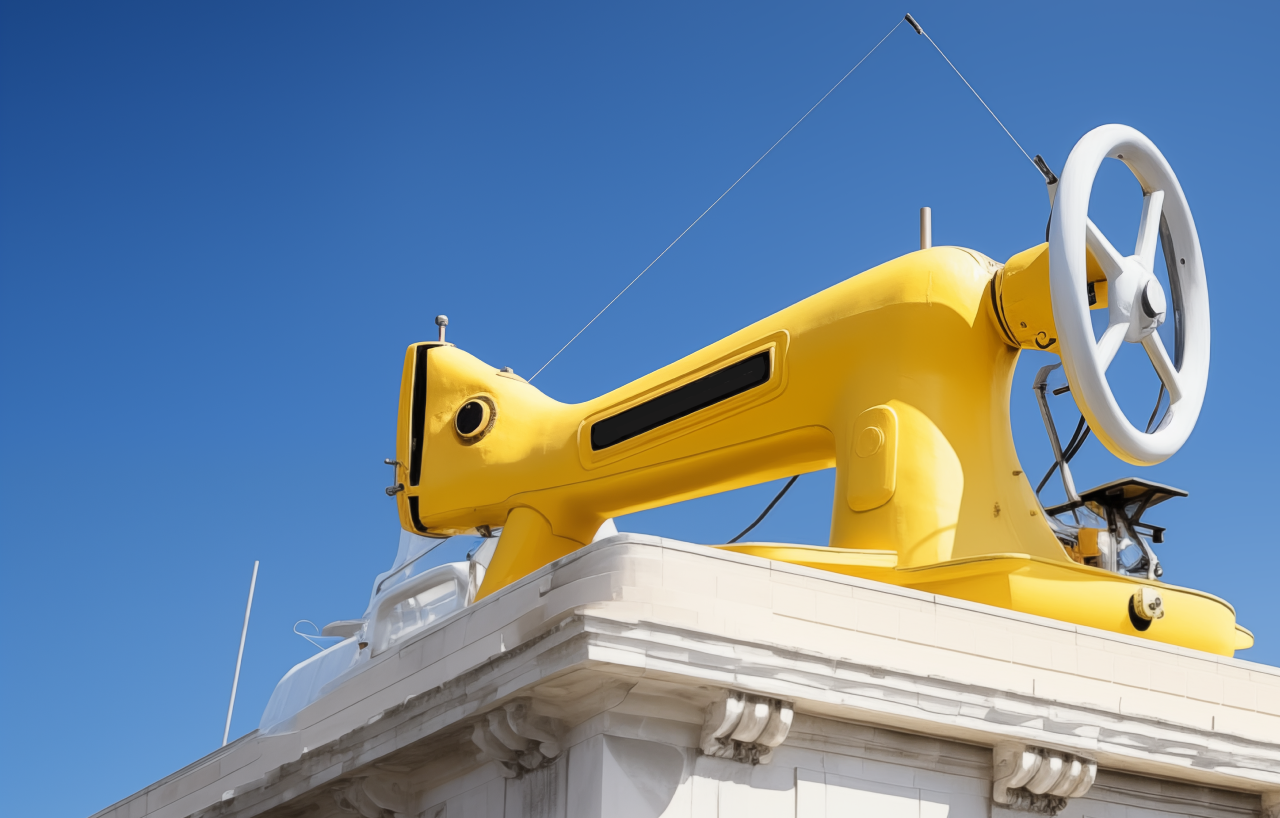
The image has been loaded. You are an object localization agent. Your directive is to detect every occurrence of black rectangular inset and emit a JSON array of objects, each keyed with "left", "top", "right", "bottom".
[
  {"left": 408, "top": 346, "right": 428, "bottom": 486},
  {"left": 590, "top": 351, "right": 771, "bottom": 451}
]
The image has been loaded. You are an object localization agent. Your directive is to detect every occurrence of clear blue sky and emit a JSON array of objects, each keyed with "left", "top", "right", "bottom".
[{"left": 2, "top": 2, "right": 1276, "bottom": 814}]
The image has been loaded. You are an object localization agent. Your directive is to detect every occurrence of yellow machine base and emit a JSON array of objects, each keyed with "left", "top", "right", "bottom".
[{"left": 718, "top": 544, "right": 1252, "bottom": 657}]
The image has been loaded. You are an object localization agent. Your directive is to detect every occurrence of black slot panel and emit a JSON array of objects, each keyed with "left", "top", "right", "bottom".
[
  {"left": 590, "top": 351, "right": 771, "bottom": 451},
  {"left": 409, "top": 345, "right": 428, "bottom": 486}
]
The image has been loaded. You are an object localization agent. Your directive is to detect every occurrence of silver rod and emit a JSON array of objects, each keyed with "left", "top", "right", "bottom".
[
  {"left": 1032, "top": 365, "right": 1080, "bottom": 506},
  {"left": 920, "top": 207, "right": 932, "bottom": 250},
  {"left": 223, "top": 560, "right": 259, "bottom": 747}
]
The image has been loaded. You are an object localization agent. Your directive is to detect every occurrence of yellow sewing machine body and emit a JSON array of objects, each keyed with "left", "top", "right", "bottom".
[{"left": 392, "top": 244, "right": 1248, "bottom": 657}]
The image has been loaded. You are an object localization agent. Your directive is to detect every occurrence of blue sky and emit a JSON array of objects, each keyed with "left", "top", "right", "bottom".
[{"left": 2, "top": 2, "right": 1276, "bottom": 814}]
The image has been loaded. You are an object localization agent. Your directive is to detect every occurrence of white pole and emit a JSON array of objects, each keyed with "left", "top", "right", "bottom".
[
  {"left": 920, "top": 207, "right": 932, "bottom": 250},
  {"left": 223, "top": 560, "right": 259, "bottom": 747}
]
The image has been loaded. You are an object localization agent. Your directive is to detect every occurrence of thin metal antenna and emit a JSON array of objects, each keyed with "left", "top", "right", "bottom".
[
  {"left": 920, "top": 207, "right": 932, "bottom": 249},
  {"left": 223, "top": 560, "right": 259, "bottom": 747}
]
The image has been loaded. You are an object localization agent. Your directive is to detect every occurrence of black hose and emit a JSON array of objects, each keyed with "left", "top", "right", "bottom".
[
  {"left": 729, "top": 476, "right": 800, "bottom": 543},
  {"left": 1036, "top": 416, "right": 1087, "bottom": 494}
]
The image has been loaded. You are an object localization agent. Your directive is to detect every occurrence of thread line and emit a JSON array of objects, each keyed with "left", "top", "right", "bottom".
[
  {"left": 529, "top": 18, "right": 905, "bottom": 381},
  {"left": 912, "top": 19, "right": 1038, "bottom": 170}
]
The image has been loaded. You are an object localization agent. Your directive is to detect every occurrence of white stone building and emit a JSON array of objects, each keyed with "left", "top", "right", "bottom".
[{"left": 89, "top": 536, "right": 1280, "bottom": 818}]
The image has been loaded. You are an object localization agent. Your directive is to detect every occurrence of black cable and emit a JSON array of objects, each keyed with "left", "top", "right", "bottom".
[
  {"left": 1064, "top": 423, "right": 1091, "bottom": 462},
  {"left": 1036, "top": 416, "right": 1087, "bottom": 494},
  {"left": 728, "top": 476, "right": 799, "bottom": 543},
  {"left": 1035, "top": 375, "right": 1165, "bottom": 500}
]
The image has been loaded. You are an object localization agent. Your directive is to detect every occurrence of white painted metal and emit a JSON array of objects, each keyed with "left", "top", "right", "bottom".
[
  {"left": 920, "top": 206, "right": 932, "bottom": 249},
  {"left": 222, "top": 560, "right": 258, "bottom": 747},
  {"left": 257, "top": 636, "right": 362, "bottom": 734},
  {"left": 368, "top": 561, "right": 468, "bottom": 655},
  {"left": 1049, "top": 124, "right": 1209, "bottom": 465}
]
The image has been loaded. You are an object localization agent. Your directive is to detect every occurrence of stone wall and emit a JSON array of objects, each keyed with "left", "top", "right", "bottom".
[{"left": 420, "top": 710, "right": 1261, "bottom": 817}]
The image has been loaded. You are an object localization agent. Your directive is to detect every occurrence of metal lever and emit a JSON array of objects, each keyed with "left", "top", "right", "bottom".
[
  {"left": 1032, "top": 364, "right": 1080, "bottom": 507},
  {"left": 384, "top": 458, "right": 404, "bottom": 496}
]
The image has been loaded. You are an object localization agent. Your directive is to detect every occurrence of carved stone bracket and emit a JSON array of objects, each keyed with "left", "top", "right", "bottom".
[
  {"left": 1262, "top": 792, "right": 1280, "bottom": 818},
  {"left": 699, "top": 690, "right": 793, "bottom": 765},
  {"left": 329, "top": 775, "right": 410, "bottom": 818},
  {"left": 993, "top": 742, "right": 1097, "bottom": 815},
  {"left": 470, "top": 697, "right": 566, "bottom": 779}
]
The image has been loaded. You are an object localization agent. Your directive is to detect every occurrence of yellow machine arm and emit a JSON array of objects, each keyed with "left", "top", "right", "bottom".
[
  {"left": 400, "top": 247, "right": 1041, "bottom": 572},
  {"left": 391, "top": 126, "right": 1247, "bottom": 656}
]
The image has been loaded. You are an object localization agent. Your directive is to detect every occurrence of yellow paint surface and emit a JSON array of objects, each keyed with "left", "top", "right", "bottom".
[{"left": 391, "top": 245, "right": 1243, "bottom": 655}]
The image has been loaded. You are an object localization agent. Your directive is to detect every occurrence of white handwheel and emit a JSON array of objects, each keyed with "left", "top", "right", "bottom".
[{"left": 1049, "top": 124, "right": 1209, "bottom": 466}]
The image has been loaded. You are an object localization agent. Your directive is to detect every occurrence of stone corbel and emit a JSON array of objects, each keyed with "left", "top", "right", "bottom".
[
  {"left": 699, "top": 691, "right": 793, "bottom": 765},
  {"left": 1262, "top": 792, "right": 1279, "bottom": 818},
  {"left": 470, "top": 697, "right": 566, "bottom": 778},
  {"left": 993, "top": 743, "right": 1096, "bottom": 815},
  {"left": 329, "top": 775, "right": 410, "bottom": 818}
]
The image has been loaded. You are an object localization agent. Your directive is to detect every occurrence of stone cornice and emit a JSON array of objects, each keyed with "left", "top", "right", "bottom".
[{"left": 88, "top": 537, "right": 1280, "bottom": 818}]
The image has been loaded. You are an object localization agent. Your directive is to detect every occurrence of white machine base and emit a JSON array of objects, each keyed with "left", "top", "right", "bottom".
[{"left": 91, "top": 537, "right": 1280, "bottom": 818}]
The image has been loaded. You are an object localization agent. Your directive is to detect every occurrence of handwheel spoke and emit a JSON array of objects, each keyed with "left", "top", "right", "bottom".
[
  {"left": 1142, "top": 331, "right": 1182, "bottom": 403},
  {"left": 1085, "top": 218, "right": 1128, "bottom": 282},
  {"left": 1134, "top": 189, "right": 1165, "bottom": 272},
  {"left": 1097, "top": 323, "right": 1127, "bottom": 371}
]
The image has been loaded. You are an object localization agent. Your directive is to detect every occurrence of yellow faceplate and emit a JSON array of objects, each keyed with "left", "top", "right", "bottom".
[{"left": 392, "top": 245, "right": 1245, "bottom": 656}]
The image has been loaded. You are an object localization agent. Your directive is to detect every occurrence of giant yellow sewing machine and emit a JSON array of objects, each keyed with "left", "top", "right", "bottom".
[{"left": 388, "top": 125, "right": 1249, "bottom": 657}]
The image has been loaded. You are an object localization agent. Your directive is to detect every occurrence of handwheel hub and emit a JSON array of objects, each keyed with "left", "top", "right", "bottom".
[
  {"left": 1123, "top": 270, "right": 1167, "bottom": 341},
  {"left": 1140, "top": 280, "right": 1166, "bottom": 322}
]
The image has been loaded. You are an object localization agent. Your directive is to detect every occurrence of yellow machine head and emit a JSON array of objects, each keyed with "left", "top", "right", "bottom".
[{"left": 388, "top": 125, "right": 1246, "bottom": 656}]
